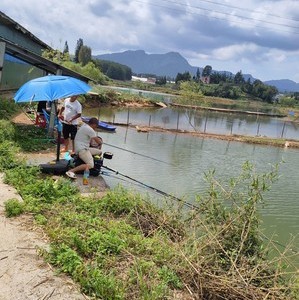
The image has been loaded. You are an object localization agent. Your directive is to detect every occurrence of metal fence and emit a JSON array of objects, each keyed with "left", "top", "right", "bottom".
[{"left": 109, "top": 107, "right": 299, "bottom": 140}]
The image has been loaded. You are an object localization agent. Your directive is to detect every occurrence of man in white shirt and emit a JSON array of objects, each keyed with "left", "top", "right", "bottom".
[
  {"left": 59, "top": 95, "right": 82, "bottom": 153},
  {"left": 66, "top": 118, "right": 102, "bottom": 179}
]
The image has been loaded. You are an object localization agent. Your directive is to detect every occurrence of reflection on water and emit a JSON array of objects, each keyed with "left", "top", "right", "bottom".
[
  {"left": 83, "top": 107, "right": 299, "bottom": 261},
  {"left": 98, "top": 126, "right": 299, "bottom": 256},
  {"left": 85, "top": 106, "right": 299, "bottom": 139}
]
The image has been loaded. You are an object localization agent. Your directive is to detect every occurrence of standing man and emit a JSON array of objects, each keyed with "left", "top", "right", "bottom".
[
  {"left": 66, "top": 117, "right": 102, "bottom": 179},
  {"left": 59, "top": 95, "right": 82, "bottom": 153}
]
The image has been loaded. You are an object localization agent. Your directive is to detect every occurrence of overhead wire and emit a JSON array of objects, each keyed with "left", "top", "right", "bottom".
[
  {"left": 157, "top": 0, "right": 299, "bottom": 29},
  {"left": 161, "top": 0, "right": 299, "bottom": 23},
  {"left": 133, "top": 0, "right": 299, "bottom": 34}
]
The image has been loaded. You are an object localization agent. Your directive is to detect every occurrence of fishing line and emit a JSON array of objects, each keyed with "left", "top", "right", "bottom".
[
  {"left": 101, "top": 169, "right": 166, "bottom": 190},
  {"left": 103, "top": 142, "right": 174, "bottom": 166},
  {"left": 102, "top": 165, "right": 198, "bottom": 210},
  {"left": 261, "top": 233, "right": 299, "bottom": 255}
]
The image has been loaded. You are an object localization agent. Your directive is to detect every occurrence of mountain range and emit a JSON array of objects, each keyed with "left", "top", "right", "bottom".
[{"left": 95, "top": 50, "right": 299, "bottom": 93}]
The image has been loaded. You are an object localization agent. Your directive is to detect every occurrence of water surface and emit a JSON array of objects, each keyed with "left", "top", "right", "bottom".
[
  {"left": 83, "top": 107, "right": 299, "bottom": 262},
  {"left": 98, "top": 126, "right": 299, "bottom": 253}
]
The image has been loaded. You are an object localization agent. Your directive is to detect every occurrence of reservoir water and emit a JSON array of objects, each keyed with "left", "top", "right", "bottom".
[
  {"left": 88, "top": 105, "right": 299, "bottom": 139},
  {"left": 85, "top": 107, "right": 299, "bottom": 263}
]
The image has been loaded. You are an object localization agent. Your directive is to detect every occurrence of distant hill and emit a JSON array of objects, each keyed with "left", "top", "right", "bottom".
[
  {"left": 263, "top": 79, "right": 299, "bottom": 93},
  {"left": 94, "top": 50, "right": 299, "bottom": 92},
  {"left": 95, "top": 50, "right": 199, "bottom": 78}
]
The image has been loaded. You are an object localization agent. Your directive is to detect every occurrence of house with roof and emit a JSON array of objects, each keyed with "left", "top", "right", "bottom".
[{"left": 0, "top": 11, "right": 90, "bottom": 91}]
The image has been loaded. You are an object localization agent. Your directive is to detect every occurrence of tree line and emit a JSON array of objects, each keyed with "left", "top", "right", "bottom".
[
  {"left": 43, "top": 39, "right": 132, "bottom": 82},
  {"left": 175, "top": 67, "right": 279, "bottom": 103},
  {"left": 46, "top": 39, "right": 279, "bottom": 103}
]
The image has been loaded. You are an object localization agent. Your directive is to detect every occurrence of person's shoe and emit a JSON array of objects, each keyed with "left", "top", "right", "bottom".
[{"left": 66, "top": 171, "right": 77, "bottom": 179}]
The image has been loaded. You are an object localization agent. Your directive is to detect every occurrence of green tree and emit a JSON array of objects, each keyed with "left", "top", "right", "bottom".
[
  {"left": 175, "top": 72, "right": 191, "bottom": 84},
  {"left": 74, "top": 38, "right": 83, "bottom": 63},
  {"left": 63, "top": 41, "right": 69, "bottom": 55},
  {"left": 93, "top": 59, "right": 132, "bottom": 81},
  {"left": 179, "top": 81, "right": 203, "bottom": 104},
  {"left": 202, "top": 65, "right": 212, "bottom": 77},
  {"left": 216, "top": 82, "right": 239, "bottom": 99},
  {"left": 196, "top": 68, "right": 201, "bottom": 81},
  {"left": 156, "top": 76, "right": 167, "bottom": 85},
  {"left": 241, "top": 78, "right": 253, "bottom": 94},
  {"left": 210, "top": 72, "right": 232, "bottom": 84},
  {"left": 63, "top": 61, "right": 106, "bottom": 84},
  {"left": 42, "top": 49, "right": 70, "bottom": 63},
  {"left": 106, "top": 64, "right": 123, "bottom": 80},
  {"left": 78, "top": 45, "right": 92, "bottom": 66},
  {"left": 234, "top": 70, "right": 245, "bottom": 85},
  {"left": 251, "top": 80, "right": 278, "bottom": 103}
]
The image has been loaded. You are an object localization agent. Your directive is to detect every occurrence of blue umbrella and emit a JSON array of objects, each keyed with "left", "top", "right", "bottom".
[
  {"left": 14, "top": 75, "right": 91, "bottom": 164},
  {"left": 14, "top": 75, "right": 91, "bottom": 102}
]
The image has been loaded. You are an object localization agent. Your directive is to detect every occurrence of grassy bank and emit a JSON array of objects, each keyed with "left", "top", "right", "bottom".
[
  {"left": 1, "top": 97, "right": 298, "bottom": 299},
  {"left": 103, "top": 79, "right": 299, "bottom": 118}
]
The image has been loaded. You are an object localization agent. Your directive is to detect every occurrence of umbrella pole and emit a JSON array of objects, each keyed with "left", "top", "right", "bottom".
[
  {"left": 53, "top": 101, "right": 61, "bottom": 162},
  {"left": 48, "top": 102, "right": 56, "bottom": 137},
  {"left": 56, "top": 130, "right": 61, "bottom": 162}
]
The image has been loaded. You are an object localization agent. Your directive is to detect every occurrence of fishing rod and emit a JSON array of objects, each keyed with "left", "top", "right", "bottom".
[
  {"left": 101, "top": 165, "right": 198, "bottom": 210},
  {"left": 103, "top": 142, "right": 174, "bottom": 166},
  {"left": 102, "top": 166, "right": 298, "bottom": 255}
]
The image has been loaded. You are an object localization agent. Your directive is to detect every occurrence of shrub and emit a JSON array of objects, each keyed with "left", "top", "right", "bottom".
[
  {"left": 0, "top": 120, "right": 15, "bottom": 143},
  {"left": 5, "top": 198, "right": 24, "bottom": 217},
  {"left": 0, "top": 98, "right": 19, "bottom": 119}
]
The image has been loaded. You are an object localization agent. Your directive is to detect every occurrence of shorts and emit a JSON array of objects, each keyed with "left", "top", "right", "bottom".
[
  {"left": 62, "top": 123, "right": 77, "bottom": 140},
  {"left": 78, "top": 148, "right": 102, "bottom": 168}
]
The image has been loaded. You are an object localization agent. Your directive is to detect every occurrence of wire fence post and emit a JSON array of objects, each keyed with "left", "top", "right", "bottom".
[
  {"left": 148, "top": 115, "right": 151, "bottom": 128},
  {"left": 256, "top": 121, "right": 260, "bottom": 136},
  {"left": 113, "top": 114, "right": 115, "bottom": 124},
  {"left": 176, "top": 111, "right": 180, "bottom": 130},
  {"left": 230, "top": 122, "right": 233, "bottom": 135},
  {"left": 97, "top": 106, "right": 100, "bottom": 120},
  {"left": 126, "top": 107, "right": 130, "bottom": 126},
  {"left": 204, "top": 116, "right": 208, "bottom": 133},
  {"left": 281, "top": 122, "right": 286, "bottom": 138}
]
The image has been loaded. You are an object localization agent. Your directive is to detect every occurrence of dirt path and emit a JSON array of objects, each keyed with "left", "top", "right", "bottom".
[
  {"left": 0, "top": 174, "right": 88, "bottom": 300},
  {"left": 0, "top": 112, "right": 108, "bottom": 300}
]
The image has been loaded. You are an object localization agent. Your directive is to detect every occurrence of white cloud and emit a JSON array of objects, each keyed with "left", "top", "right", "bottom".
[
  {"left": 212, "top": 43, "right": 259, "bottom": 61},
  {"left": 1, "top": 0, "right": 299, "bottom": 82}
]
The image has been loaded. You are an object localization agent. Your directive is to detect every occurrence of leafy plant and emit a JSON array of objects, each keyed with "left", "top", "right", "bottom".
[
  {"left": 5, "top": 198, "right": 24, "bottom": 217},
  {"left": 49, "top": 244, "right": 83, "bottom": 275},
  {"left": 158, "top": 265, "right": 182, "bottom": 289},
  {"left": 0, "top": 104, "right": 297, "bottom": 299},
  {"left": 13, "top": 124, "right": 55, "bottom": 152},
  {"left": 0, "top": 120, "right": 15, "bottom": 143},
  {"left": 0, "top": 98, "right": 19, "bottom": 119}
]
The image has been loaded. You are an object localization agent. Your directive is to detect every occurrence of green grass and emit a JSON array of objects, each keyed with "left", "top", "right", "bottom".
[
  {"left": 2, "top": 159, "right": 298, "bottom": 299},
  {"left": 0, "top": 94, "right": 298, "bottom": 299},
  {"left": 4, "top": 198, "right": 24, "bottom": 217},
  {"left": 14, "top": 123, "right": 55, "bottom": 152}
]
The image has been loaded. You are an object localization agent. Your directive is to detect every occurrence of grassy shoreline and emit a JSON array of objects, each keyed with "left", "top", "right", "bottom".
[
  {"left": 112, "top": 123, "right": 299, "bottom": 149},
  {"left": 1, "top": 96, "right": 298, "bottom": 299},
  {"left": 84, "top": 88, "right": 299, "bottom": 148}
]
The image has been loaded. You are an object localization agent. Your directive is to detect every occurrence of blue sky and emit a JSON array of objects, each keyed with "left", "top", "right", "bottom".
[{"left": 2, "top": 0, "right": 299, "bottom": 82}]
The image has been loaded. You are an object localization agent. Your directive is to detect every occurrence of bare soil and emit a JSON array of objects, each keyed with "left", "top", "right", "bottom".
[
  {"left": 0, "top": 174, "right": 88, "bottom": 300},
  {"left": 0, "top": 112, "right": 110, "bottom": 300}
]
